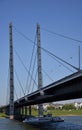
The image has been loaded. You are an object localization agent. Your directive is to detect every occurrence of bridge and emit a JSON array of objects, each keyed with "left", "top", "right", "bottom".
[
  {"left": 0, "top": 23, "right": 82, "bottom": 120},
  {"left": 14, "top": 70, "right": 82, "bottom": 107}
]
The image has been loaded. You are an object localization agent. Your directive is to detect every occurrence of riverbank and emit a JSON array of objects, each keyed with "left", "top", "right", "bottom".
[
  {"left": 0, "top": 113, "right": 9, "bottom": 118},
  {"left": 0, "top": 109, "right": 82, "bottom": 117},
  {"left": 0, "top": 113, "right": 7, "bottom": 118},
  {"left": 45, "top": 109, "right": 82, "bottom": 116},
  {"left": 31, "top": 109, "right": 82, "bottom": 116}
]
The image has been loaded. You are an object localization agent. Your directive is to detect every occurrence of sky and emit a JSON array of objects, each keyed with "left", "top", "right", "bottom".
[{"left": 0, "top": 0, "right": 82, "bottom": 105}]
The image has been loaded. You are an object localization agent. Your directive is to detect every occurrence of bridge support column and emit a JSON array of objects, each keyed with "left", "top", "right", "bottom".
[
  {"left": 21, "top": 107, "right": 24, "bottom": 115},
  {"left": 14, "top": 107, "right": 20, "bottom": 115},
  {"left": 5, "top": 106, "right": 9, "bottom": 115},
  {"left": 20, "top": 107, "right": 22, "bottom": 115},
  {"left": 29, "top": 106, "right": 31, "bottom": 116},
  {"left": 25, "top": 106, "right": 27, "bottom": 115},
  {"left": 38, "top": 104, "right": 43, "bottom": 117},
  {"left": 24, "top": 106, "right": 26, "bottom": 115},
  {"left": 14, "top": 107, "right": 22, "bottom": 120}
]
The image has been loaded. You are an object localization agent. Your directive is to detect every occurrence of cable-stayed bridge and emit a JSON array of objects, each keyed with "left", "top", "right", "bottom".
[{"left": 0, "top": 23, "right": 82, "bottom": 120}]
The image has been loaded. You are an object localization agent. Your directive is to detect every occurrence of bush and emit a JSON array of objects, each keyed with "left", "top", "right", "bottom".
[
  {"left": 47, "top": 106, "right": 54, "bottom": 110},
  {"left": 62, "top": 103, "right": 76, "bottom": 110}
]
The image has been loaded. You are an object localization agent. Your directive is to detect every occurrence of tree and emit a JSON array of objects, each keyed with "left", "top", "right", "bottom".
[{"left": 62, "top": 103, "right": 75, "bottom": 110}]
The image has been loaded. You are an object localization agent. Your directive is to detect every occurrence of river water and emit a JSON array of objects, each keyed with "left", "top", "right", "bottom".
[{"left": 0, "top": 116, "right": 82, "bottom": 130}]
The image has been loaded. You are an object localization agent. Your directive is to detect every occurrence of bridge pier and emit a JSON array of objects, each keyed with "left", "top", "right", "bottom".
[
  {"left": 14, "top": 107, "right": 21, "bottom": 120},
  {"left": 14, "top": 107, "right": 20, "bottom": 115},
  {"left": 6, "top": 106, "right": 10, "bottom": 115},
  {"left": 21, "top": 106, "right": 24, "bottom": 115},
  {"left": 25, "top": 106, "right": 28, "bottom": 115},
  {"left": 9, "top": 23, "right": 14, "bottom": 119},
  {"left": 29, "top": 106, "right": 31, "bottom": 116},
  {"left": 14, "top": 106, "right": 32, "bottom": 121}
]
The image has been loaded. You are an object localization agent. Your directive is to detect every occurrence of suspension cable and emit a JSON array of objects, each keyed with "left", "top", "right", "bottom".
[
  {"left": 42, "top": 68, "right": 54, "bottom": 82},
  {"left": 6, "top": 67, "right": 10, "bottom": 105},
  {"left": 14, "top": 49, "right": 38, "bottom": 88},
  {"left": 14, "top": 68, "right": 25, "bottom": 96},
  {"left": 27, "top": 52, "right": 37, "bottom": 94},
  {"left": 45, "top": 52, "right": 74, "bottom": 73},
  {"left": 25, "top": 33, "right": 37, "bottom": 94},
  {"left": 13, "top": 26, "right": 80, "bottom": 71},
  {"left": 14, "top": 87, "right": 18, "bottom": 100},
  {"left": 42, "top": 48, "right": 79, "bottom": 71},
  {"left": 13, "top": 26, "right": 35, "bottom": 44},
  {"left": 31, "top": 69, "right": 38, "bottom": 92},
  {"left": 41, "top": 27, "right": 82, "bottom": 43}
]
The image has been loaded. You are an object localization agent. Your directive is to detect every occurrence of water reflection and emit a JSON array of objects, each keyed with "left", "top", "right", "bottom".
[
  {"left": 0, "top": 116, "right": 82, "bottom": 130},
  {"left": 39, "top": 117, "right": 82, "bottom": 130},
  {"left": 0, "top": 118, "right": 40, "bottom": 130},
  {"left": 40, "top": 122, "right": 82, "bottom": 130}
]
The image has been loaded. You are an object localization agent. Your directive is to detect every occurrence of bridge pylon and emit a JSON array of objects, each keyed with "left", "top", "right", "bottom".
[
  {"left": 37, "top": 23, "right": 43, "bottom": 116},
  {"left": 9, "top": 23, "right": 14, "bottom": 119}
]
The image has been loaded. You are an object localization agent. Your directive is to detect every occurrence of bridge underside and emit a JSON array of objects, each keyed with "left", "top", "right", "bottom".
[
  {"left": 1, "top": 71, "right": 82, "bottom": 116},
  {"left": 14, "top": 71, "right": 82, "bottom": 108}
]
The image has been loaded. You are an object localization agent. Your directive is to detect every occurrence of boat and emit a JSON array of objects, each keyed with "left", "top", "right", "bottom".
[{"left": 23, "top": 114, "right": 64, "bottom": 125}]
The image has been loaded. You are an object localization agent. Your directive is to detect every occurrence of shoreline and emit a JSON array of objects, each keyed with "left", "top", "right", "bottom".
[{"left": 60, "top": 115, "right": 82, "bottom": 116}]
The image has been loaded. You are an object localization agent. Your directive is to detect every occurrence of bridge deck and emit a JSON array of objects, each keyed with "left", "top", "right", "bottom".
[{"left": 13, "top": 71, "right": 82, "bottom": 107}]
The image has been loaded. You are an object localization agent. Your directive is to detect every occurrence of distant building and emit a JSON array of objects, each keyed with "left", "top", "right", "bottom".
[
  {"left": 52, "top": 103, "right": 63, "bottom": 109},
  {"left": 33, "top": 103, "right": 63, "bottom": 110},
  {"left": 43, "top": 103, "right": 50, "bottom": 110},
  {"left": 33, "top": 103, "right": 50, "bottom": 110},
  {"left": 74, "top": 102, "right": 82, "bottom": 109}
]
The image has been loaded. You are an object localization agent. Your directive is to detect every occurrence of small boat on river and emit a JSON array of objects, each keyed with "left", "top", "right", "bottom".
[{"left": 23, "top": 114, "right": 64, "bottom": 125}]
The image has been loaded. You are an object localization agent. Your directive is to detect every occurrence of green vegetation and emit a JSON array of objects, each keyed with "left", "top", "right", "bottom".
[
  {"left": 1, "top": 103, "right": 82, "bottom": 117},
  {"left": 31, "top": 108, "right": 82, "bottom": 116},
  {"left": 1, "top": 109, "right": 82, "bottom": 117},
  {"left": 45, "top": 109, "right": 82, "bottom": 116},
  {"left": 62, "top": 104, "right": 76, "bottom": 110},
  {"left": 0, "top": 113, "right": 7, "bottom": 117}
]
